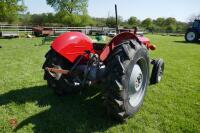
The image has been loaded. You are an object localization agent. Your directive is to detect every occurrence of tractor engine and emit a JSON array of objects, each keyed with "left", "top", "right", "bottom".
[{"left": 76, "top": 53, "right": 106, "bottom": 85}]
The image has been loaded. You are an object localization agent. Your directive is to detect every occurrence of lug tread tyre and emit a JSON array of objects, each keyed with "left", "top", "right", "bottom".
[
  {"left": 105, "top": 40, "right": 150, "bottom": 121},
  {"left": 43, "top": 49, "right": 81, "bottom": 95},
  {"left": 150, "top": 59, "right": 164, "bottom": 84}
]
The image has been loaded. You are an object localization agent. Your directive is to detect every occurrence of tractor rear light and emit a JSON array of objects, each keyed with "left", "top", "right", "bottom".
[{"left": 149, "top": 45, "right": 156, "bottom": 50}]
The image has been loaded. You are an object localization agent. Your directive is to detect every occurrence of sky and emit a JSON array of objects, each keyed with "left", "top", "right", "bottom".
[{"left": 24, "top": 0, "right": 200, "bottom": 22}]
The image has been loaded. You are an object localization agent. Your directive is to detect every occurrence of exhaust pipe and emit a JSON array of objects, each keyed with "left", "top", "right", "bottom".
[{"left": 115, "top": 4, "right": 119, "bottom": 34}]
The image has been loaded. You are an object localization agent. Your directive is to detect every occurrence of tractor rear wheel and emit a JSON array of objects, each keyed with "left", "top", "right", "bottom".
[
  {"left": 105, "top": 40, "right": 150, "bottom": 121},
  {"left": 185, "top": 30, "right": 199, "bottom": 42},
  {"left": 42, "top": 49, "right": 81, "bottom": 95}
]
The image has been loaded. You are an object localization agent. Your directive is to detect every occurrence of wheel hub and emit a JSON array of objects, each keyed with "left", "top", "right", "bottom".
[
  {"left": 135, "top": 73, "right": 143, "bottom": 92},
  {"left": 128, "top": 59, "right": 148, "bottom": 107},
  {"left": 187, "top": 32, "right": 195, "bottom": 41},
  {"left": 129, "top": 64, "right": 143, "bottom": 93}
]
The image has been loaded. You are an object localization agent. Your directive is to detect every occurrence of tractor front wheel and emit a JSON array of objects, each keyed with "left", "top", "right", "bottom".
[
  {"left": 150, "top": 59, "right": 164, "bottom": 84},
  {"left": 105, "top": 40, "right": 150, "bottom": 121}
]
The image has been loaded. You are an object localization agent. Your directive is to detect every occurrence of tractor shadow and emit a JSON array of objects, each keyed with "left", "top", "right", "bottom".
[
  {"left": 0, "top": 85, "right": 117, "bottom": 133},
  {"left": 174, "top": 40, "right": 200, "bottom": 45}
]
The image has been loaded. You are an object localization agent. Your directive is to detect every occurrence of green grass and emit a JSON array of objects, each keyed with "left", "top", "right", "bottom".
[{"left": 0, "top": 35, "right": 199, "bottom": 133}]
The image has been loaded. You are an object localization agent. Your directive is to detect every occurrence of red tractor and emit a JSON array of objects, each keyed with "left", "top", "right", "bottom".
[
  {"left": 42, "top": 6, "right": 164, "bottom": 121},
  {"left": 42, "top": 31, "right": 164, "bottom": 121}
]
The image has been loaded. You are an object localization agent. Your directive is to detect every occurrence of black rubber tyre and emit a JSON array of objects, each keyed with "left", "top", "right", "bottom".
[
  {"left": 150, "top": 59, "right": 164, "bottom": 84},
  {"left": 34, "top": 32, "right": 40, "bottom": 37},
  {"left": 185, "top": 29, "right": 199, "bottom": 42},
  {"left": 42, "top": 49, "right": 81, "bottom": 95},
  {"left": 104, "top": 40, "right": 150, "bottom": 121}
]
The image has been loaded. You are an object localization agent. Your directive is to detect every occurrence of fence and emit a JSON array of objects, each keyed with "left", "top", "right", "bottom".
[{"left": 0, "top": 24, "right": 115, "bottom": 36}]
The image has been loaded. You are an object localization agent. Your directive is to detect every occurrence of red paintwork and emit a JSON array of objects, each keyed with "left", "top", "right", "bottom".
[
  {"left": 137, "top": 36, "right": 156, "bottom": 50},
  {"left": 51, "top": 32, "right": 156, "bottom": 63},
  {"left": 52, "top": 32, "right": 94, "bottom": 63},
  {"left": 100, "top": 32, "right": 137, "bottom": 61},
  {"left": 100, "top": 32, "right": 156, "bottom": 61}
]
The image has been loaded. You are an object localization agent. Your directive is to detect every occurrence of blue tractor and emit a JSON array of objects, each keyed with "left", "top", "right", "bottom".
[{"left": 185, "top": 20, "right": 200, "bottom": 42}]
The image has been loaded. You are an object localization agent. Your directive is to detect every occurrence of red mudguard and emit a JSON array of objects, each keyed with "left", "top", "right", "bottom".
[
  {"left": 51, "top": 32, "right": 94, "bottom": 63},
  {"left": 100, "top": 32, "right": 156, "bottom": 61}
]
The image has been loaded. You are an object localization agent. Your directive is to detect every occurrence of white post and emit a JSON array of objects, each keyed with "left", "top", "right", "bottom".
[
  {"left": 25, "top": 26, "right": 27, "bottom": 34},
  {"left": 17, "top": 24, "right": 19, "bottom": 38},
  {"left": 0, "top": 25, "right": 2, "bottom": 33}
]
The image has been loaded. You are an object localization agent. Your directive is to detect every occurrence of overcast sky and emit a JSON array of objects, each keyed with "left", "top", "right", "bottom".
[{"left": 24, "top": 0, "right": 200, "bottom": 22}]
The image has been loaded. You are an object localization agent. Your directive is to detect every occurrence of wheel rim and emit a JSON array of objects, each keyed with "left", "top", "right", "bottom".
[
  {"left": 158, "top": 70, "right": 162, "bottom": 82},
  {"left": 129, "top": 58, "right": 148, "bottom": 107},
  {"left": 187, "top": 32, "right": 196, "bottom": 41},
  {"left": 158, "top": 64, "right": 164, "bottom": 82}
]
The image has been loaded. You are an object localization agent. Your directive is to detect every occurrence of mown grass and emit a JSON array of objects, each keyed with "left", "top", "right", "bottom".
[{"left": 0, "top": 35, "right": 199, "bottom": 133}]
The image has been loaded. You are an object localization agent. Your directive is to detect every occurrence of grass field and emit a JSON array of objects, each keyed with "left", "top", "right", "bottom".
[{"left": 0, "top": 35, "right": 199, "bottom": 133}]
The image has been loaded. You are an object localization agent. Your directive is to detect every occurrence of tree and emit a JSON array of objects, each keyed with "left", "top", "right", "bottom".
[
  {"left": 164, "top": 17, "right": 176, "bottom": 26},
  {"left": 166, "top": 24, "right": 176, "bottom": 33},
  {"left": 0, "top": 0, "right": 26, "bottom": 23},
  {"left": 106, "top": 17, "right": 116, "bottom": 27},
  {"left": 46, "top": 0, "right": 88, "bottom": 15},
  {"left": 188, "top": 14, "right": 200, "bottom": 22},
  {"left": 80, "top": 14, "right": 94, "bottom": 26},
  {"left": 163, "top": 17, "right": 177, "bottom": 33},
  {"left": 154, "top": 17, "right": 165, "bottom": 27},
  {"left": 141, "top": 18, "right": 153, "bottom": 30},
  {"left": 30, "top": 14, "right": 46, "bottom": 25},
  {"left": 19, "top": 12, "right": 31, "bottom": 25},
  {"left": 46, "top": 13, "right": 55, "bottom": 24},
  {"left": 152, "top": 18, "right": 166, "bottom": 32},
  {"left": 106, "top": 16, "right": 123, "bottom": 27},
  {"left": 92, "top": 18, "right": 107, "bottom": 27},
  {"left": 176, "top": 21, "right": 188, "bottom": 33},
  {"left": 46, "top": 0, "right": 90, "bottom": 26},
  {"left": 128, "top": 16, "right": 140, "bottom": 28}
]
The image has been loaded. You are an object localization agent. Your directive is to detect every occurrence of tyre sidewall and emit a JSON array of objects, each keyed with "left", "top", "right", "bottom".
[
  {"left": 150, "top": 59, "right": 164, "bottom": 84},
  {"left": 155, "top": 59, "right": 164, "bottom": 83},
  {"left": 123, "top": 47, "right": 150, "bottom": 116}
]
